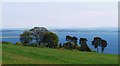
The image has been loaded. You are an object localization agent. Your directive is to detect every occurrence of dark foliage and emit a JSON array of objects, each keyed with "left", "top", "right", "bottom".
[
  {"left": 79, "top": 38, "right": 91, "bottom": 52},
  {"left": 1, "top": 41, "right": 12, "bottom": 44},
  {"left": 63, "top": 42, "right": 73, "bottom": 50},
  {"left": 59, "top": 43, "right": 63, "bottom": 48},
  {"left": 20, "top": 31, "right": 32, "bottom": 46},
  {"left": 29, "top": 27, "right": 49, "bottom": 46},
  {"left": 92, "top": 37, "right": 107, "bottom": 53},
  {"left": 42, "top": 32, "right": 59, "bottom": 48}
]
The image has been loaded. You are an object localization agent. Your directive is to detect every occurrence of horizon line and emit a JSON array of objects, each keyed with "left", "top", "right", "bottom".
[{"left": 0, "top": 27, "right": 118, "bottom": 30}]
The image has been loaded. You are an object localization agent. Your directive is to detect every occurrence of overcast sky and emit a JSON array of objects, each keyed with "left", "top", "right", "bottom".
[{"left": 2, "top": 2, "right": 118, "bottom": 29}]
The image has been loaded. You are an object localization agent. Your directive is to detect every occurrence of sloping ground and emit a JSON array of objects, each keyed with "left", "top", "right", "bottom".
[
  {"left": 0, "top": 44, "right": 2, "bottom": 65},
  {"left": 2, "top": 44, "right": 118, "bottom": 64}
]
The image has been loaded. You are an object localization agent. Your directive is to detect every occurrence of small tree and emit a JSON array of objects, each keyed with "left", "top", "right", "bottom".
[
  {"left": 79, "top": 38, "right": 91, "bottom": 52},
  {"left": 92, "top": 37, "right": 107, "bottom": 53},
  {"left": 92, "top": 37, "right": 102, "bottom": 52},
  {"left": 66, "top": 35, "right": 72, "bottom": 42},
  {"left": 63, "top": 42, "right": 73, "bottom": 50},
  {"left": 42, "top": 32, "right": 59, "bottom": 48},
  {"left": 20, "top": 31, "right": 32, "bottom": 46},
  {"left": 100, "top": 39, "right": 107, "bottom": 53},
  {"left": 72, "top": 36, "right": 78, "bottom": 44},
  {"left": 72, "top": 36, "right": 78, "bottom": 49}
]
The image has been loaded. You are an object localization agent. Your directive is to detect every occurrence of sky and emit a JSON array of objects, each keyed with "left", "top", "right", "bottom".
[
  {"left": 2, "top": 2, "right": 118, "bottom": 29},
  {"left": 1, "top": 0, "right": 119, "bottom": 2}
]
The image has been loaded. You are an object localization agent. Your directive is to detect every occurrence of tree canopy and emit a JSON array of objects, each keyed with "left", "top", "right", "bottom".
[
  {"left": 20, "top": 30, "right": 32, "bottom": 46},
  {"left": 20, "top": 27, "right": 59, "bottom": 48},
  {"left": 29, "top": 27, "right": 49, "bottom": 46},
  {"left": 92, "top": 37, "right": 107, "bottom": 53},
  {"left": 42, "top": 32, "right": 59, "bottom": 48}
]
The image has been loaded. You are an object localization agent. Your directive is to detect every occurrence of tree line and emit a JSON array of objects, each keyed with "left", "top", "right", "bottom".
[{"left": 19, "top": 27, "right": 107, "bottom": 53}]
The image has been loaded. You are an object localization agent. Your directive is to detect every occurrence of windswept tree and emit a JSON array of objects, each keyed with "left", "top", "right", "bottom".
[
  {"left": 79, "top": 38, "right": 87, "bottom": 45},
  {"left": 63, "top": 42, "right": 73, "bottom": 50},
  {"left": 29, "top": 27, "right": 49, "bottom": 46},
  {"left": 20, "top": 31, "right": 32, "bottom": 46},
  {"left": 72, "top": 36, "right": 78, "bottom": 44},
  {"left": 100, "top": 39, "right": 107, "bottom": 53},
  {"left": 66, "top": 35, "right": 72, "bottom": 42},
  {"left": 64, "top": 35, "right": 73, "bottom": 49},
  {"left": 92, "top": 37, "right": 102, "bottom": 52},
  {"left": 42, "top": 32, "right": 59, "bottom": 48},
  {"left": 72, "top": 36, "right": 78, "bottom": 49},
  {"left": 64, "top": 36, "right": 78, "bottom": 49},
  {"left": 79, "top": 38, "right": 91, "bottom": 52},
  {"left": 92, "top": 37, "right": 107, "bottom": 53}
]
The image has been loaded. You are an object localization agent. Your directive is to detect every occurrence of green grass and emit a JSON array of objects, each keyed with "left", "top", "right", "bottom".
[
  {"left": 0, "top": 44, "right": 2, "bottom": 65},
  {"left": 2, "top": 44, "right": 118, "bottom": 64}
]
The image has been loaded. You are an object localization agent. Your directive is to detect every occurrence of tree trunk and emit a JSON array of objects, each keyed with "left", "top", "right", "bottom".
[
  {"left": 101, "top": 47, "right": 104, "bottom": 53},
  {"left": 97, "top": 47, "right": 99, "bottom": 53}
]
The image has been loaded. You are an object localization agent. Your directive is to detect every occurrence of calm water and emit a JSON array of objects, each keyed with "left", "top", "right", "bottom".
[{"left": 0, "top": 29, "right": 118, "bottom": 54}]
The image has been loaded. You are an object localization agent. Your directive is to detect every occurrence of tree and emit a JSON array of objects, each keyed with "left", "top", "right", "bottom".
[
  {"left": 92, "top": 37, "right": 102, "bottom": 52},
  {"left": 66, "top": 35, "right": 72, "bottom": 42},
  {"left": 59, "top": 43, "right": 63, "bottom": 48},
  {"left": 72, "top": 36, "right": 78, "bottom": 49},
  {"left": 92, "top": 37, "right": 107, "bottom": 53},
  {"left": 79, "top": 38, "right": 91, "bottom": 52},
  {"left": 65, "top": 36, "right": 78, "bottom": 49},
  {"left": 29, "top": 27, "right": 49, "bottom": 46},
  {"left": 100, "top": 39, "right": 107, "bottom": 53},
  {"left": 20, "top": 31, "right": 32, "bottom": 46},
  {"left": 79, "top": 38, "right": 87, "bottom": 45},
  {"left": 63, "top": 42, "right": 73, "bottom": 50},
  {"left": 72, "top": 36, "right": 78, "bottom": 44},
  {"left": 42, "top": 32, "right": 59, "bottom": 48}
]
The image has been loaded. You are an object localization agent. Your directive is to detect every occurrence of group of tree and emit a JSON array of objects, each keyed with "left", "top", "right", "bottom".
[
  {"left": 61, "top": 35, "right": 91, "bottom": 52},
  {"left": 19, "top": 27, "right": 107, "bottom": 53},
  {"left": 92, "top": 37, "right": 107, "bottom": 53},
  {"left": 59, "top": 36, "right": 107, "bottom": 53},
  {"left": 20, "top": 27, "right": 59, "bottom": 48},
  {"left": 63, "top": 35, "right": 78, "bottom": 50}
]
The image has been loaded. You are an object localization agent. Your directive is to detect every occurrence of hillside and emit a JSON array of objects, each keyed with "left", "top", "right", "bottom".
[{"left": 2, "top": 44, "right": 118, "bottom": 64}]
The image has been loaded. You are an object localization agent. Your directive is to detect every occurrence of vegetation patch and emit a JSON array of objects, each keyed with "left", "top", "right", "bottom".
[{"left": 2, "top": 44, "right": 118, "bottom": 64}]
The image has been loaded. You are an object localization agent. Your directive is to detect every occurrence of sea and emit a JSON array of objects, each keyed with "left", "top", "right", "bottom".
[{"left": 0, "top": 29, "right": 118, "bottom": 54}]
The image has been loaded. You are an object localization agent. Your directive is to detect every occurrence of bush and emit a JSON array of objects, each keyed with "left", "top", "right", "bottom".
[
  {"left": 2, "top": 41, "right": 12, "bottom": 44},
  {"left": 15, "top": 42, "right": 22, "bottom": 45},
  {"left": 63, "top": 42, "right": 73, "bottom": 50}
]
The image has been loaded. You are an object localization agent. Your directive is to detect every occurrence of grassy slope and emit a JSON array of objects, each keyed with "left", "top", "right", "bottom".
[
  {"left": 0, "top": 44, "right": 2, "bottom": 65},
  {"left": 2, "top": 44, "right": 118, "bottom": 64}
]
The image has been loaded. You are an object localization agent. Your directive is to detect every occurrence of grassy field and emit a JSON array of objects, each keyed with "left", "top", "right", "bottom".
[
  {"left": 2, "top": 44, "right": 118, "bottom": 64},
  {"left": 0, "top": 44, "right": 2, "bottom": 65}
]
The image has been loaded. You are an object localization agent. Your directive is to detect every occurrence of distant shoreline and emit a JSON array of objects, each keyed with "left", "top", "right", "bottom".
[{"left": 0, "top": 36, "right": 19, "bottom": 38}]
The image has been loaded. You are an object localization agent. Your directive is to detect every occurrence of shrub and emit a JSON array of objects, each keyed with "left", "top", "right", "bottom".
[
  {"left": 15, "top": 42, "right": 22, "bottom": 45},
  {"left": 2, "top": 41, "right": 12, "bottom": 44}
]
